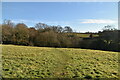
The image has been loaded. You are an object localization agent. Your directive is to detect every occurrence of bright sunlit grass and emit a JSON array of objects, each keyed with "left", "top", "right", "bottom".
[{"left": 2, "top": 45, "right": 118, "bottom": 78}]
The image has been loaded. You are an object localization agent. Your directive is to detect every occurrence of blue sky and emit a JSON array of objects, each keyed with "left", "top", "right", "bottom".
[{"left": 2, "top": 2, "right": 118, "bottom": 32}]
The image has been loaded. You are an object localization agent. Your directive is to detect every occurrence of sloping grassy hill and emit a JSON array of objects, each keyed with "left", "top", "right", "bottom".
[
  {"left": 66, "top": 33, "right": 99, "bottom": 38},
  {"left": 75, "top": 33, "right": 99, "bottom": 38},
  {"left": 2, "top": 45, "right": 118, "bottom": 79}
]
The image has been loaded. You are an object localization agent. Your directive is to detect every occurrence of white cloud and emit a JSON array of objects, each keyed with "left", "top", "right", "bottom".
[
  {"left": 11, "top": 19, "right": 72, "bottom": 27},
  {"left": 81, "top": 19, "right": 117, "bottom": 24},
  {"left": 12, "top": 19, "right": 39, "bottom": 23}
]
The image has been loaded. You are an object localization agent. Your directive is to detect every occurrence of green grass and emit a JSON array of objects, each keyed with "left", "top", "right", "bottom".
[
  {"left": 75, "top": 33, "right": 99, "bottom": 38},
  {"left": 66, "top": 33, "right": 99, "bottom": 38},
  {"left": 2, "top": 45, "right": 118, "bottom": 78}
]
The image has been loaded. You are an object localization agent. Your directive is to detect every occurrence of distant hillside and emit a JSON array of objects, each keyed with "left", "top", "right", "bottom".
[{"left": 65, "top": 33, "right": 99, "bottom": 38}]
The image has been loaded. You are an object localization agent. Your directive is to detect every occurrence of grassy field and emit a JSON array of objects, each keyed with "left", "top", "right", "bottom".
[
  {"left": 66, "top": 33, "right": 99, "bottom": 38},
  {"left": 2, "top": 45, "right": 118, "bottom": 79},
  {"left": 75, "top": 33, "right": 99, "bottom": 38}
]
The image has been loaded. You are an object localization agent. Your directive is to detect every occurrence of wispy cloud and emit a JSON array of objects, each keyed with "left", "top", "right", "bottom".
[
  {"left": 11, "top": 19, "right": 72, "bottom": 26},
  {"left": 10, "top": 19, "right": 65, "bottom": 25},
  {"left": 81, "top": 19, "right": 117, "bottom": 24},
  {"left": 11, "top": 19, "right": 39, "bottom": 23}
]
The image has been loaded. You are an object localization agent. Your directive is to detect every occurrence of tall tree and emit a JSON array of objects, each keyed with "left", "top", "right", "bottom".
[
  {"left": 2, "top": 20, "right": 14, "bottom": 44},
  {"left": 28, "top": 27, "right": 37, "bottom": 46},
  {"left": 63, "top": 26, "right": 73, "bottom": 33},
  {"left": 51, "top": 25, "right": 63, "bottom": 33},
  {"left": 35, "top": 23, "right": 48, "bottom": 30},
  {"left": 14, "top": 23, "right": 29, "bottom": 45}
]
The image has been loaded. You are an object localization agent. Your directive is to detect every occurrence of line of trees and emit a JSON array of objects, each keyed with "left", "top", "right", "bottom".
[
  {"left": 1, "top": 20, "right": 120, "bottom": 52},
  {"left": 1, "top": 20, "right": 80, "bottom": 48}
]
